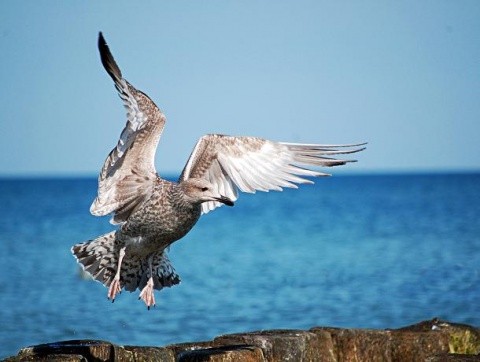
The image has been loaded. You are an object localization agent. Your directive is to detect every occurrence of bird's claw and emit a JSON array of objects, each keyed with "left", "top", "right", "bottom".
[
  {"left": 139, "top": 277, "right": 156, "bottom": 309},
  {"left": 108, "top": 278, "right": 122, "bottom": 302}
]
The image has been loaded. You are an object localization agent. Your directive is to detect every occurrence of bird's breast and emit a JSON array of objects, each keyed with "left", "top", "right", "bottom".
[{"left": 122, "top": 191, "right": 202, "bottom": 251}]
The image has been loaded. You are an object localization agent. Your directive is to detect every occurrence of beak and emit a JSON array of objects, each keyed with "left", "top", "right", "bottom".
[{"left": 215, "top": 196, "right": 234, "bottom": 207}]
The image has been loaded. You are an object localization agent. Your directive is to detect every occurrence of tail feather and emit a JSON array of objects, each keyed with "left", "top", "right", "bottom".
[
  {"left": 123, "top": 250, "right": 181, "bottom": 292},
  {"left": 150, "top": 251, "right": 181, "bottom": 290},
  {"left": 71, "top": 232, "right": 181, "bottom": 293},
  {"left": 71, "top": 231, "right": 119, "bottom": 287}
]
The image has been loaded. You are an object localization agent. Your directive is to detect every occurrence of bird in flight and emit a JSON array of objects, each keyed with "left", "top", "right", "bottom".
[{"left": 71, "top": 32, "right": 365, "bottom": 309}]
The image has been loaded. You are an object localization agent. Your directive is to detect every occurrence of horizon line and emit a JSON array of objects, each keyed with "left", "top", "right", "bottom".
[{"left": 1, "top": 168, "right": 479, "bottom": 180}]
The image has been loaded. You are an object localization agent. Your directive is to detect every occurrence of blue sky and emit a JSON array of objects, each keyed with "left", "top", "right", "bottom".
[{"left": 1, "top": 1, "right": 479, "bottom": 176}]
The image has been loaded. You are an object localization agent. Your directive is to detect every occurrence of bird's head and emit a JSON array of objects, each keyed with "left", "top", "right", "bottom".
[{"left": 180, "top": 178, "right": 234, "bottom": 207}]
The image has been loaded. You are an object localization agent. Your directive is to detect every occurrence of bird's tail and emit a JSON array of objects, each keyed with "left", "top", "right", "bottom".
[
  {"left": 71, "top": 231, "right": 120, "bottom": 288},
  {"left": 134, "top": 250, "right": 181, "bottom": 292},
  {"left": 71, "top": 232, "right": 180, "bottom": 292}
]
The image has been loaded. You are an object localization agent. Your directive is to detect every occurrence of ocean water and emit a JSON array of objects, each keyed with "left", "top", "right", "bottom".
[{"left": 0, "top": 173, "right": 479, "bottom": 358}]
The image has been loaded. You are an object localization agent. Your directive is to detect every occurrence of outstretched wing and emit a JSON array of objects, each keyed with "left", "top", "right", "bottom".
[
  {"left": 179, "top": 134, "right": 366, "bottom": 214},
  {"left": 90, "top": 33, "right": 166, "bottom": 224}
]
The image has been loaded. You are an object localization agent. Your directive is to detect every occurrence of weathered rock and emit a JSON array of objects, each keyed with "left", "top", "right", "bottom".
[
  {"left": 389, "top": 319, "right": 450, "bottom": 360},
  {"left": 388, "top": 329, "right": 450, "bottom": 361},
  {"left": 390, "top": 318, "right": 480, "bottom": 358},
  {"left": 311, "top": 319, "right": 480, "bottom": 361},
  {"left": 309, "top": 329, "right": 338, "bottom": 362},
  {"left": 426, "top": 354, "right": 480, "bottom": 362},
  {"left": 312, "top": 327, "right": 391, "bottom": 361},
  {"left": 214, "top": 329, "right": 333, "bottom": 361},
  {"left": 2, "top": 354, "right": 87, "bottom": 362},
  {"left": 441, "top": 323, "right": 480, "bottom": 354},
  {"left": 123, "top": 346, "right": 175, "bottom": 362},
  {"left": 16, "top": 340, "right": 120, "bottom": 361},
  {"left": 177, "top": 345, "right": 264, "bottom": 362},
  {"left": 3, "top": 319, "right": 480, "bottom": 362}
]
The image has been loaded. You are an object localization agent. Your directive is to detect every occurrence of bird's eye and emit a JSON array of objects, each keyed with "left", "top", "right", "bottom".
[{"left": 201, "top": 187, "right": 208, "bottom": 192}]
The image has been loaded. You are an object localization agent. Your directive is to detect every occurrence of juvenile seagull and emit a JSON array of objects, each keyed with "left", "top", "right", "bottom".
[{"left": 72, "top": 32, "right": 365, "bottom": 309}]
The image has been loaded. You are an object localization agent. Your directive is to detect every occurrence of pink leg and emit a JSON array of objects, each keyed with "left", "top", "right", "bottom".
[
  {"left": 139, "top": 256, "right": 156, "bottom": 309},
  {"left": 108, "top": 247, "right": 125, "bottom": 302}
]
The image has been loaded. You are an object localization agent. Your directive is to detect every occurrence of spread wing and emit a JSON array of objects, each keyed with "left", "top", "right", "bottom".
[
  {"left": 90, "top": 32, "right": 166, "bottom": 224},
  {"left": 179, "top": 134, "right": 366, "bottom": 214}
]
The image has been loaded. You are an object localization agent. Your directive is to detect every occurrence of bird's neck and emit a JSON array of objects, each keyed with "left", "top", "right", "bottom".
[{"left": 170, "top": 183, "right": 200, "bottom": 212}]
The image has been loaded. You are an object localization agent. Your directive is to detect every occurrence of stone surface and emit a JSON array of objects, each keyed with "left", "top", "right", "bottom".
[
  {"left": 391, "top": 318, "right": 480, "bottom": 358},
  {"left": 2, "top": 354, "right": 87, "bottom": 362},
  {"left": 16, "top": 340, "right": 121, "bottom": 361},
  {"left": 312, "top": 327, "right": 391, "bottom": 361},
  {"left": 165, "top": 340, "right": 214, "bottom": 357},
  {"left": 442, "top": 323, "right": 480, "bottom": 354},
  {"left": 389, "top": 330, "right": 450, "bottom": 361},
  {"left": 177, "top": 345, "right": 265, "bottom": 362},
  {"left": 214, "top": 329, "right": 334, "bottom": 361},
  {"left": 123, "top": 346, "right": 175, "bottom": 361},
  {"left": 426, "top": 355, "right": 480, "bottom": 362},
  {"left": 3, "top": 319, "right": 480, "bottom": 362},
  {"left": 11, "top": 340, "right": 177, "bottom": 362}
]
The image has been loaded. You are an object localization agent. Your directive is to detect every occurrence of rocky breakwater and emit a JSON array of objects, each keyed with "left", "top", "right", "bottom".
[{"left": 3, "top": 319, "right": 480, "bottom": 361}]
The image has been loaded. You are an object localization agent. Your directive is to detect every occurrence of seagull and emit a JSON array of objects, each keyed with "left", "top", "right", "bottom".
[{"left": 71, "top": 32, "right": 366, "bottom": 309}]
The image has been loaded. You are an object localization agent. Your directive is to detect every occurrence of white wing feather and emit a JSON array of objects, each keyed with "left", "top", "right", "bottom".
[{"left": 179, "top": 134, "right": 365, "bottom": 214}]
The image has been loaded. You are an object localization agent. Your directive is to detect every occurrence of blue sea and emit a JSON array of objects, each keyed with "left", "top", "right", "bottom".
[{"left": 0, "top": 173, "right": 479, "bottom": 358}]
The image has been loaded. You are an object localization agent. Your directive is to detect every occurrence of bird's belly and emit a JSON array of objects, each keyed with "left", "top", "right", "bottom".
[{"left": 121, "top": 204, "right": 201, "bottom": 257}]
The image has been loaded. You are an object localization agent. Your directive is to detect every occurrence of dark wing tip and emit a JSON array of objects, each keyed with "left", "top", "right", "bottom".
[
  {"left": 97, "top": 32, "right": 122, "bottom": 82},
  {"left": 98, "top": 31, "right": 106, "bottom": 47}
]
